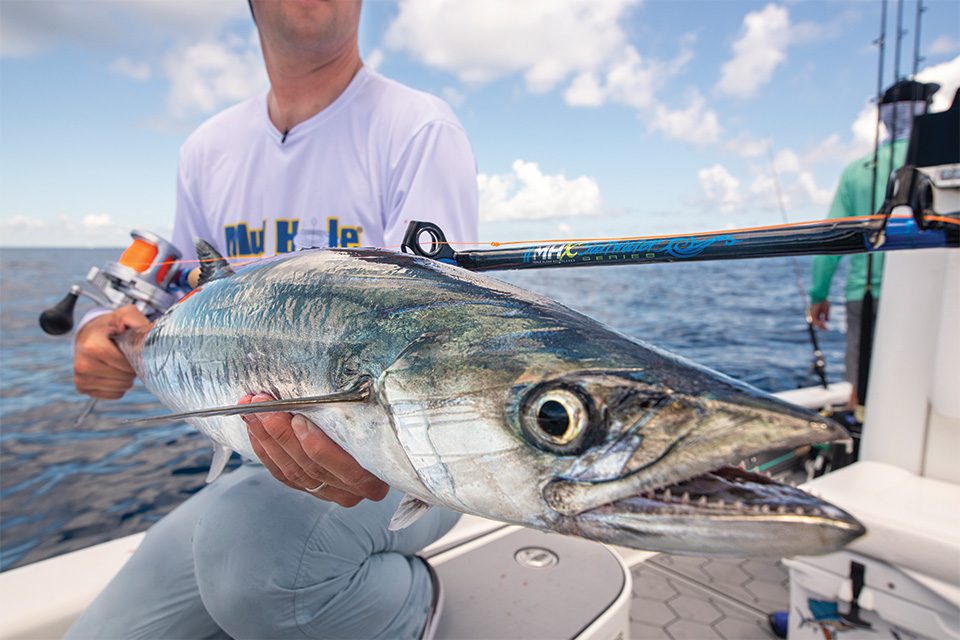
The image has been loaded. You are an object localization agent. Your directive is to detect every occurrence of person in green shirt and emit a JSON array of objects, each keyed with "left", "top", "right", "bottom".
[{"left": 808, "top": 79, "right": 940, "bottom": 408}]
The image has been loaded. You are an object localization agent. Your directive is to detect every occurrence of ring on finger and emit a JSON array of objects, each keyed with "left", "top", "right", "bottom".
[{"left": 305, "top": 482, "right": 327, "bottom": 494}]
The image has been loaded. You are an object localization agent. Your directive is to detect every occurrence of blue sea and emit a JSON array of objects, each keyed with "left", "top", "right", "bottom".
[{"left": 0, "top": 247, "right": 848, "bottom": 571}]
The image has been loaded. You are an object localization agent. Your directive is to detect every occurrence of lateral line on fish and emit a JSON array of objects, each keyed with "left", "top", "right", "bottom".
[{"left": 122, "top": 378, "right": 372, "bottom": 425}]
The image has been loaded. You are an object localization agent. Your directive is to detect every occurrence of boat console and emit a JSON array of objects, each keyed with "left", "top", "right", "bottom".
[{"left": 784, "top": 91, "right": 960, "bottom": 640}]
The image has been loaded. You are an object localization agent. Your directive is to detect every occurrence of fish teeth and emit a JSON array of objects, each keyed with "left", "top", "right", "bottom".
[
  {"left": 777, "top": 505, "right": 788, "bottom": 514},
  {"left": 663, "top": 488, "right": 672, "bottom": 501},
  {"left": 795, "top": 507, "right": 805, "bottom": 515},
  {"left": 760, "top": 504, "right": 770, "bottom": 513},
  {"left": 733, "top": 500, "right": 744, "bottom": 509},
  {"left": 697, "top": 496, "right": 708, "bottom": 507},
  {"left": 681, "top": 492, "right": 690, "bottom": 504}
]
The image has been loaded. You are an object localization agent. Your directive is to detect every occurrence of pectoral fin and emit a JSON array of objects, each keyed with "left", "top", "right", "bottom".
[
  {"left": 123, "top": 378, "right": 372, "bottom": 425},
  {"left": 206, "top": 443, "right": 233, "bottom": 483},
  {"left": 389, "top": 494, "right": 433, "bottom": 531}
]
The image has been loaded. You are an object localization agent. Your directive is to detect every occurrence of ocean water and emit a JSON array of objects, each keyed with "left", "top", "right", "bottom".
[{"left": 0, "top": 247, "right": 848, "bottom": 571}]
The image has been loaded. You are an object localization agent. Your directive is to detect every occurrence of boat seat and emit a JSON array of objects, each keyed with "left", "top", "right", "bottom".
[{"left": 802, "top": 460, "right": 960, "bottom": 588}]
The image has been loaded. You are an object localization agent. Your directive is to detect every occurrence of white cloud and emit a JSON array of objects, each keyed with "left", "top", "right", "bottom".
[
  {"left": 0, "top": 214, "right": 49, "bottom": 230},
  {"left": 697, "top": 164, "right": 742, "bottom": 214},
  {"left": 747, "top": 147, "right": 835, "bottom": 215},
  {"left": 110, "top": 57, "right": 151, "bottom": 81},
  {"left": 163, "top": 30, "right": 267, "bottom": 122},
  {"left": 917, "top": 55, "right": 960, "bottom": 113},
  {"left": 929, "top": 36, "right": 959, "bottom": 57},
  {"left": 651, "top": 93, "right": 721, "bottom": 144},
  {"left": 1, "top": 1, "right": 261, "bottom": 128},
  {"left": 0, "top": 0, "right": 247, "bottom": 58},
  {"left": 724, "top": 132, "right": 771, "bottom": 158},
  {"left": 851, "top": 102, "right": 881, "bottom": 150},
  {"left": 385, "top": 0, "right": 716, "bottom": 148},
  {"left": 82, "top": 213, "right": 113, "bottom": 230},
  {"left": 0, "top": 213, "right": 132, "bottom": 246},
  {"left": 478, "top": 160, "right": 602, "bottom": 221},
  {"left": 441, "top": 87, "right": 465, "bottom": 108},
  {"left": 385, "top": 0, "right": 639, "bottom": 90},
  {"left": 366, "top": 49, "right": 385, "bottom": 71},
  {"left": 564, "top": 42, "right": 693, "bottom": 111},
  {"left": 717, "top": 4, "right": 791, "bottom": 98}
]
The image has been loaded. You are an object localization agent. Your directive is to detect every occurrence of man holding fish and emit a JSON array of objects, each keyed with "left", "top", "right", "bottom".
[{"left": 69, "top": 1, "right": 477, "bottom": 638}]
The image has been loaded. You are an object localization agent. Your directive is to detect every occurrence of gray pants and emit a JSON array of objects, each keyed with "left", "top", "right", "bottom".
[
  {"left": 845, "top": 299, "right": 878, "bottom": 385},
  {"left": 66, "top": 464, "right": 459, "bottom": 640}
]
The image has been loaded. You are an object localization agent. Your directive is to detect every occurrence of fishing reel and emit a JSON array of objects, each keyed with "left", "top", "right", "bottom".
[{"left": 39, "top": 230, "right": 185, "bottom": 335}]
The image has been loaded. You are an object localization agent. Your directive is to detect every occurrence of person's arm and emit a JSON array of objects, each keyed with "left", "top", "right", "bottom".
[
  {"left": 809, "top": 170, "right": 852, "bottom": 328},
  {"left": 246, "top": 119, "right": 479, "bottom": 503}
]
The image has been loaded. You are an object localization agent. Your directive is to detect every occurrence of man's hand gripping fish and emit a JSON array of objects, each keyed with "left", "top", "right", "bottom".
[{"left": 118, "top": 241, "right": 864, "bottom": 557}]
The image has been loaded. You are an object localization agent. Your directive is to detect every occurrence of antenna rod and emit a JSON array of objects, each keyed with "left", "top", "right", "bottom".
[
  {"left": 859, "top": 0, "right": 888, "bottom": 407},
  {"left": 893, "top": 0, "right": 905, "bottom": 85},
  {"left": 868, "top": 0, "right": 887, "bottom": 220},
  {"left": 887, "top": 0, "right": 905, "bottom": 203},
  {"left": 912, "top": 0, "right": 925, "bottom": 77}
]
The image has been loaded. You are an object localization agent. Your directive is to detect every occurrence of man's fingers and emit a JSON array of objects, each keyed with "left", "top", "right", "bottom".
[
  {"left": 74, "top": 356, "right": 134, "bottom": 381},
  {"left": 248, "top": 431, "right": 301, "bottom": 492},
  {"left": 75, "top": 376, "right": 133, "bottom": 394},
  {"left": 291, "top": 414, "right": 388, "bottom": 501},
  {"left": 259, "top": 411, "right": 339, "bottom": 483},
  {"left": 240, "top": 393, "right": 388, "bottom": 504},
  {"left": 247, "top": 420, "right": 365, "bottom": 507},
  {"left": 244, "top": 410, "right": 344, "bottom": 491},
  {"left": 76, "top": 387, "right": 126, "bottom": 400},
  {"left": 809, "top": 303, "right": 830, "bottom": 331},
  {"left": 114, "top": 305, "right": 152, "bottom": 329}
]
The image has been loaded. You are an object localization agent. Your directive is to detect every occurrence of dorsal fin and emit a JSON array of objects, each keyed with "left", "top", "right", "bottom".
[{"left": 195, "top": 239, "right": 235, "bottom": 286}]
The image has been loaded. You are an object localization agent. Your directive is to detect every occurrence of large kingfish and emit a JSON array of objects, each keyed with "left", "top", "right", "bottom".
[{"left": 119, "top": 243, "right": 864, "bottom": 557}]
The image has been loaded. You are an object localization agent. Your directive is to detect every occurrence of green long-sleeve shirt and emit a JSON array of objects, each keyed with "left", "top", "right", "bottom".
[{"left": 809, "top": 140, "right": 908, "bottom": 303}]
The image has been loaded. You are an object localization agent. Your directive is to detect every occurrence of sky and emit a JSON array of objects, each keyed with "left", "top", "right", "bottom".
[{"left": 1, "top": 0, "right": 958, "bottom": 248}]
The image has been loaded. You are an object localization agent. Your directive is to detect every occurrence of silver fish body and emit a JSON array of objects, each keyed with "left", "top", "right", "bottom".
[{"left": 122, "top": 248, "right": 864, "bottom": 557}]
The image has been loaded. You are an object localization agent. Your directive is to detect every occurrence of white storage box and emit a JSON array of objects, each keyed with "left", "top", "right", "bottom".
[{"left": 785, "top": 550, "right": 959, "bottom": 640}]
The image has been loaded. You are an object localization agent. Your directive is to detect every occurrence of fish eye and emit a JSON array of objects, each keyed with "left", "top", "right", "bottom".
[{"left": 520, "top": 386, "right": 594, "bottom": 454}]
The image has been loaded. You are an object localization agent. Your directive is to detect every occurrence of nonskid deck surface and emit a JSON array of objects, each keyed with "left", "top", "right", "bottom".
[{"left": 630, "top": 554, "right": 786, "bottom": 639}]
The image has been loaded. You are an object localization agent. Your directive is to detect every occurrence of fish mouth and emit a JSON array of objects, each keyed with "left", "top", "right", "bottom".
[
  {"left": 588, "top": 463, "right": 861, "bottom": 526},
  {"left": 564, "top": 464, "right": 865, "bottom": 557}
]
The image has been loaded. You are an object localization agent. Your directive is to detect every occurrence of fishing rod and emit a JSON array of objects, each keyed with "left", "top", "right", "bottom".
[
  {"left": 767, "top": 146, "right": 829, "bottom": 389},
  {"left": 858, "top": 0, "right": 889, "bottom": 407},
  {"left": 401, "top": 213, "right": 959, "bottom": 272},
  {"left": 912, "top": 0, "right": 925, "bottom": 77}
]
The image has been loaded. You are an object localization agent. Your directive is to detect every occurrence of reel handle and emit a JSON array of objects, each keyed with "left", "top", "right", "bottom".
[{"left": 39, "top": 286, "right": 81, "bottom": 335}]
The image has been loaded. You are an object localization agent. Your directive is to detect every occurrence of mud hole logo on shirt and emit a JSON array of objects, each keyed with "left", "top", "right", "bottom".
[{"left": 225, "top": 217, "right": 363, "bottom": 257}]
